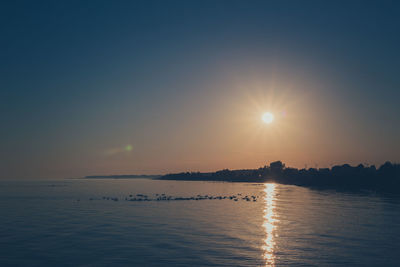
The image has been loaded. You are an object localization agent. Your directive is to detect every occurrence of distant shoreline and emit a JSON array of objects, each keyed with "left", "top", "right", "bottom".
[
  {"left": 158, "top": 161, "right": 400, "bottom": 193},
  {"left": 82, "top": 161, "right": 400, "bottom": 193},
  {"left": 84, "top": 175, "right": 161, "bottom": 179}
]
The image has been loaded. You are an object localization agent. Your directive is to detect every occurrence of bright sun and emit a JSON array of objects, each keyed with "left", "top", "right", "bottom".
[{"left": 262, "top": 112, "right": 274, "bottom": 124}]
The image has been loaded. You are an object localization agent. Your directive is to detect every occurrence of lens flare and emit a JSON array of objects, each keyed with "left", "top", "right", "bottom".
[{"left": 105, "top": 144, "right": 133, "bottom": 156}]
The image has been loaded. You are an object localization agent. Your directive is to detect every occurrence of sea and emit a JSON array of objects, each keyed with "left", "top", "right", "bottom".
[{"left": 0, "top": 178, "right": 399, "bottom": 266}]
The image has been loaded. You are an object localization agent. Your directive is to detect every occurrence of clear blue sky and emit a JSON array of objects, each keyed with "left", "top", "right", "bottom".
[{"left": 1, "top": 0, "right": 400, "bottom": 179}]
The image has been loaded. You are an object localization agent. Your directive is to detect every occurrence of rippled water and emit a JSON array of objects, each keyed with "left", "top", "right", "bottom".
[{"left": 1, "top": 179, "right": 399, "bottom": 266}]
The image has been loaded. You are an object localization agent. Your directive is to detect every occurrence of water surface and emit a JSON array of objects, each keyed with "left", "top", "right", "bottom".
[{"left": 0, "top": 179, "right": 399, "bottom": 266}]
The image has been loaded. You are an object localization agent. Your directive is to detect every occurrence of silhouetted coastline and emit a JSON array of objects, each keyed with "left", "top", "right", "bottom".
[
  {"left": 85, "top": 174, "right": 161, "bottom": 179},
  {"left": 159, "top": 161, "right": 400, "bottom": 193}
]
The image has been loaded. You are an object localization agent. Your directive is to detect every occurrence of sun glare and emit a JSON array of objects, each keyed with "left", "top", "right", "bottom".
[
  {"left": 262, "top": 112, "right": 274, "bottom": 124},
  {"left": 262, "top": 183, "right": 277, "bottom": 266}
]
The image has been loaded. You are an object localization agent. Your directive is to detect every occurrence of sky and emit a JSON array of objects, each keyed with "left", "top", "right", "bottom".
[{"left": 1, "top": 0, "right": 400, "bottom": 179}]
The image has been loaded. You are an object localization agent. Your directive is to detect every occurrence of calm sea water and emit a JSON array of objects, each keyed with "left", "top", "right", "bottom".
[{"left": 0, "top": 179, "right": 399, "bottom": 266}]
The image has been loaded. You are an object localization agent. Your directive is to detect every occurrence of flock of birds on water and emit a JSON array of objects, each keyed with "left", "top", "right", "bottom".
[{"left": 85, "top": 193, "right": 262, "bottom": 203}]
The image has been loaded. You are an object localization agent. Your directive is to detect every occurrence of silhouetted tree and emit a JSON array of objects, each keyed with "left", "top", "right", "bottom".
[{"left": 270, "top": 161, "right": 285, "bottom": 172}]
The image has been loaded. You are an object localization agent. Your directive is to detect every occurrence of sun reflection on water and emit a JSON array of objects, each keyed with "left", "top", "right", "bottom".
[{"left": 263, "top": 183, "right": 278, "bottom": 266}]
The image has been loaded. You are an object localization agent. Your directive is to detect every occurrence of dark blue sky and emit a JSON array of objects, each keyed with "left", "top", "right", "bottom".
[{"left": 1, "top": 0, "right": 400, "bottom": 179}]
